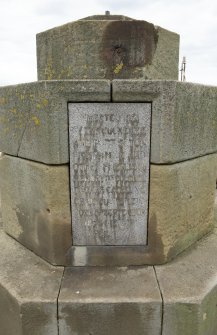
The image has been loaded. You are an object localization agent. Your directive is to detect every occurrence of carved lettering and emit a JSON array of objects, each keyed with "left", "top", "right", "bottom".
[{"left": 69, "top": 103, "right": 151, "bottom": 246}]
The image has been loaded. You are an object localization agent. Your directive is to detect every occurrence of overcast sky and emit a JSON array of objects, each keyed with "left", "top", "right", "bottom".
[{"left": 0, "top": 0, "right": 216, "bottom": 86}]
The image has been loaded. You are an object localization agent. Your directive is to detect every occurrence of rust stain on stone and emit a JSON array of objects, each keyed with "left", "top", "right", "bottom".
[{"left": 101, "top": 20, "right": 158, "bottom": 79}]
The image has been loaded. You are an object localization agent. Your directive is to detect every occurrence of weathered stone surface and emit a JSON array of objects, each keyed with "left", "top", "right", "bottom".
[
  {"left": 37, "top": 17, "right": 179, "bottom": 81},
  {"left": 112, "top": 80, "right": 217, "bottom": 164},
  {"left": 155, "top": 225, "right": 217, "bottom": 335},
  {"left": 58, "top": 266, "right": 162, "bottom": 335},
  {"left": 65, "top": 154, "right": 217, "bottom": 266},
  {"left": 1, "top": 80, "right": 216, "bottom": 166},
  {"left": 148, "top": 153, "right": 217, "bottom": 263},
  {"left": 81, "top": 14, "right": 133, "bottom": 21},
  {"left": 214, "top": 191, "right": 217, "bottom": 224},
  {"left": 68, "top": 103, "right": 151, "bottom": 246},
  {"left": 0, "top": 229, "right": 63, "bottom": 335},
  {"left": 0, "top": 154, "right": 71, "bottom": 265},
  {"left": 0, "top": 80, "right": 110, "bottom": 164},
  {"left": 0, "top": 152, "right": 3, "bottom": 229}
]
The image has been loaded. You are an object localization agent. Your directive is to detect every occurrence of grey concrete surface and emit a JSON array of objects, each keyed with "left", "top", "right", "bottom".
[
  {"left": 155, "top": 227, "right": 217, "bottom": 335},
  {"left": 58, "top": 266, "right": 162, "bottom": 335},
  {"left": 0, "top": 155, "right": 72, "bottom": 265},
  {"left": 0, "top": 229, "right": 63, "bottom": 335},
  {"left": 0, "top": 80, "right": 110, "bottom": 164},
  {"left": 112, "top": 80, "right": 217, "bottom": 164},
  {"left": 37, "top": 17, "right": 179, "bottom": 81}
]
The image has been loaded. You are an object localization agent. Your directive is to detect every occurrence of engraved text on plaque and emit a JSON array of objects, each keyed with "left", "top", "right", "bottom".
[{"left": 68, "top": 103, "right": 151, "bottom": 246}]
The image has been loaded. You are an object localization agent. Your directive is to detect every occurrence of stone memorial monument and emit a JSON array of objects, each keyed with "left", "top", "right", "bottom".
[{"left": 0, "top": 12, "right": 217, "bottom": 335}]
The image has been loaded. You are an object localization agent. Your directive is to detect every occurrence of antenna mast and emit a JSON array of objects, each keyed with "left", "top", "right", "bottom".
[{"left": 180, "top": 56, "right": 186, "bottom": 82}]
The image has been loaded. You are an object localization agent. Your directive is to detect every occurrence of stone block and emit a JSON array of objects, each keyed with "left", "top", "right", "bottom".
[
  {"left": 155, "top": 226, "right": 217, "bottom": 335},
  {"left": 37, "top": 17, "right": 179, "bottom": 81},
  {"left": 215, "top": 193, "right": 217, "bottom": 226},
  {"left": 148, "top": 153, "right": 217, "bottom": 263},
  {"left": 0, "top": 80, "right": 110, "bottom": 164},
  {"left": 0, "top": 230, "right": 63, "bottom": 335},
  {"left": 0, "top": 154, "right": 71, "bottom": 265},
  {"left": 58, "top": 266, "right": 162, "bottom": 335},
  {"left": 112, "top": 80, "right": 217, "bottom": 164}
]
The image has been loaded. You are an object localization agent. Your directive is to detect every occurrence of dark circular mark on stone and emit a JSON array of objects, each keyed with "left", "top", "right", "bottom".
[{"left": 101, "top": 20, "right": 158, "bottom": 79}]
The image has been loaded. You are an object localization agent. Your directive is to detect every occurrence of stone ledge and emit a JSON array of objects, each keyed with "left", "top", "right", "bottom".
[
  {"left": 155, "top": 227, "right": 217, "bottom": 335},
  {"left": 1, "top": 226, "right": 217, "bottom": 334},
  {"left": 0, "top": 230, "right": 63, "bottom": 335},
  {"left": 0, "top": 80, "right": 111, "bottom": 164},
  {"left": 112, "top": 80, "right": 217, "bottom": 164},
  {"left": 58, "top": 266, "right": 162, "bottom": 335},
  {"left": 1, "top": 80, "right": 217, "bottom": 165}
]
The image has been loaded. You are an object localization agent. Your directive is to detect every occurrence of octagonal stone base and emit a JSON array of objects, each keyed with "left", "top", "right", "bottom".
[
  {"left": 1, "top": 153, "right": 216, "bottom": 267},
  {"left": 0, "top": 214, "right": 217, "bottom": 334},
  {"left": 0, "top": 229, "right": 63, "bottom": 335}
]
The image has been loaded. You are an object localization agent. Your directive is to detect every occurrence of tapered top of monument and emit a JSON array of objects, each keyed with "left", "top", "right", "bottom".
[
  {"left": 36, "top": 12, "right": 180, "bottom": 81},
  {"left": 80, "top": 11, "right": 133, "bottom": 21}
]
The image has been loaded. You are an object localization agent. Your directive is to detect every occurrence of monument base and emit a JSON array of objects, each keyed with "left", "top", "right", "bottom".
[{"left": 0, "top": 214, "right": 217, "bottom": 335}]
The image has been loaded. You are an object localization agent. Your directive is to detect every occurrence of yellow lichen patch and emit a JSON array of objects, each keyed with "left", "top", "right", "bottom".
[
  {"left": 0, "top": 116, "right": 7, "bottom": 124},
  {"left": 114, "top": 62, "right": 124, "bottom": 74},
  {"left": 32, "top": 116, "right": 41, "bottom": 126},
  {"left": 58, "top": 66, "right": 73, "bottom": 79},
  {"left": 41, "top": 98, "right": 48, "bottom": 107},
  {"left": 44, "top": 57, "right": 55, "bottom": 80},
  {"left": 19, "top": 94, "right": 25, "bottom": 101},
  {"left": 0, "top": 97, "right": 7, "bottom": 105},
  {"left": 10, "top": 108, "right": 17, "bottom": 114},
  {"left": 67, "top": 65, "right": 73, "bottom": 77},
  {"left": 36, "top": 103, "right": 41, "bottom": 110}
]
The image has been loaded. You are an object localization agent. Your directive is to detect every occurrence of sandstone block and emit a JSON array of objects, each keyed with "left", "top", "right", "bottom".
[
  {"left": 156, "top": 227, "right": 217, "bottom": 335},
  {"left": 37, "top": 16, "right": 179, "bottom": 81},
  {"left": 58, "top": 266, "right": 162, "bottom": 335},
  {"left": 113, "top": 80, "right": 217, "bottom": 164},
  {"left": 0, "top": 230, "right": 63, "bottom": 335},
  {"left": 0, "top": 155, "right": 71, "bottom": 265},
  {"left": 148, "top": 153, "right": 217, "bottom": 263},
  {"left": 0, "top": 80, "right": 110, "bottom": 164}
]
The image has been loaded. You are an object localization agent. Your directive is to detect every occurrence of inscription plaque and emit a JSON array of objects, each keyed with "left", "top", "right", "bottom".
[{"left": 68, "top": 103, "right": 151, "bottom": 246}]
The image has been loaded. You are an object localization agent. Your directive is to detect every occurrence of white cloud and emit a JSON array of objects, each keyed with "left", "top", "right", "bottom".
[{"left": 0, "top": 0, "right": 216, "bottom": 85}]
